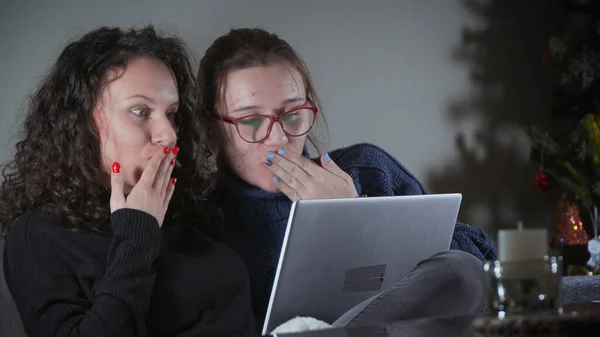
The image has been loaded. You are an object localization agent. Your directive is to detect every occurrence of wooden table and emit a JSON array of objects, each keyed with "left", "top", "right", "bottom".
[{"left": 563, "top": 301, "right": 600, "bottom": 313}]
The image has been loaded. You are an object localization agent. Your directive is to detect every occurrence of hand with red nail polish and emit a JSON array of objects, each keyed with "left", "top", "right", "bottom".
[
  {"left": 109, "top": 147, "right": 178, "bottom": 226},
  {"left": 112, "top": 162, "right": 121, "bottom": 174}
]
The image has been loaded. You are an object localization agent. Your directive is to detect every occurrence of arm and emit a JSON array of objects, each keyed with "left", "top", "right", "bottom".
[
  {"left": 386, "top": 163, "right": 498, "bottom": 261},
  {"left": 3, "top": 209, "right": 161, "bottom": 337},
  {"left": 333, "top": 143, "right": 498, "bottom": 262},
  {"left": 383, "top": 156, "right": 497, "bottom": 261},
  {"left": 450, "top": 222, "right": 497, "bottom": 261}
]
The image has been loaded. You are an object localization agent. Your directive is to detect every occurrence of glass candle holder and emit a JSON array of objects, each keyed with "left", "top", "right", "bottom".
[{"left": 483, "top": 256, "right": 563, "bottom": 318}]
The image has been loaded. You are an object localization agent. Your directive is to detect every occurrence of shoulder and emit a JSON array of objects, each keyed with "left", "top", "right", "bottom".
[
  {"left": 318, "top": 143, "right": 426, "bottom": 196},
  {"left": 9, "top": 209, "right": 64, "bottom": 234},
  {"left": 326, "top": 143, "right": 419, "bottom": 179},
  {"left": 327, "top": 142, "right": 399, "bottom": 168},
  {"left": 5, "top": 210, "right": 70, "bottom": 254},
  {"left": 323, "top": 143, "right": 427, "bottom": 195},
  {"left": 3, "top": 211, "right": 62, "bottom": 289}
]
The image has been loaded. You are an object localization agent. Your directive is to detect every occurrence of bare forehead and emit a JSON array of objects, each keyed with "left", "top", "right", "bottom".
[
  {"left": 103, "top": 57, "right": 179, "bottom": 103},
  {"left": 223, "top": 64, "right": 305, "bottom": 107}
]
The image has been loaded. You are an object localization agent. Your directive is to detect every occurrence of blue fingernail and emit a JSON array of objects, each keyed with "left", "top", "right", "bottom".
[
  {"left": 324, "top": 153, "right": 331, "bottom": 163},
  {"left": 267, "top": 153, "right": 274, "bottom": 160},
  {"left": 265, "top": 160, "right": 272, "bottom": 167},
  {"left": 278, "top": 149, "right": 286, "bottom": 155},
  {"left": 274, "top": 177, "right": 280, "bottom": 184}
]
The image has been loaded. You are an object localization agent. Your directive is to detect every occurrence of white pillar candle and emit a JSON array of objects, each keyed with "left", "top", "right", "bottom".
[{"left": 498, "top": 221, "right": 548, "bottom": 261}]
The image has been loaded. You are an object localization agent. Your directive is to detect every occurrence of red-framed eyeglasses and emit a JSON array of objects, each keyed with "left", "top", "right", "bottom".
[{"left": 217, "top": 101, "right": 318, "bottom": 143}]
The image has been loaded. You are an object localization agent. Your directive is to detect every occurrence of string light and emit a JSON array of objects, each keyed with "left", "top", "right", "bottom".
[{"left": 552, "top": 195, "right": 591, "bottom": 247}]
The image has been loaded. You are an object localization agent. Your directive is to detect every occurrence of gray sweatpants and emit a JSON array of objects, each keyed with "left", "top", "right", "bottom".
[{"left": 332, "top": 250, "right": 486, "bottom": 327}]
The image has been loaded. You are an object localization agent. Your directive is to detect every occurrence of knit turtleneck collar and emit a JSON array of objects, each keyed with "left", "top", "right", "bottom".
[{"left": 212, "top": 146, "right": 315, "bottom": 325}]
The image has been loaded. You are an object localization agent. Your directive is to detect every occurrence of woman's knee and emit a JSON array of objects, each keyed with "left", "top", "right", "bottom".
[
  {"left": 426, "top": 250, "right": 484, "bottom": 271},
  {"left": 422, "top": 250, "right": 486, "bottom": 308}
]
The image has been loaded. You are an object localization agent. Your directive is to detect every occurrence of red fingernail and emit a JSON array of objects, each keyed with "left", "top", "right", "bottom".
[
  {"left": 112, "top": 162, "right": 120, "bottom": 174},
  {"left": 171, "top": 177, "right": 177, "bottom": 185},
  {"left": 163, "top": 147, "right": 170, "bottom": 154},
  {"left": 170, "top": 158, "right": 176, "bottom": 166},
  {"left": 172, "top": 146, "right": 180, "bottom": 155}
]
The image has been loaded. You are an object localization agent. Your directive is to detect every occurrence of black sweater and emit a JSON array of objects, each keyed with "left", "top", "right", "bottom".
[{"left": 2, "top": 208, "right": 256, "bottom": 337}]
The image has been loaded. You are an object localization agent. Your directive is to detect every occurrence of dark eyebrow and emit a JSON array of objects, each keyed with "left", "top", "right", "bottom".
[
  {"left": 127, "top": 94, "right": 155, "bottom": 103},
  {"left": 231, "top": 97, "right": 305, "bottom": 113},
  {"left": 281, "top": 97, "right": 305, "bottom": 105},
  {"left": 127, "top": 94, "right": 179, "bottom": 108}
]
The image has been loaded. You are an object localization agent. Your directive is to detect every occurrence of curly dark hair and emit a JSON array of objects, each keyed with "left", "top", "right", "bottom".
[
  {"left": 197, "top": 27, "right": 328, "bottom": 154},
  {"left": 0, "top": 25, "right": 218, "bottom": 235}
]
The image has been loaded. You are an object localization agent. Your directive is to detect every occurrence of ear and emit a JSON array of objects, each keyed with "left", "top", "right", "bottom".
[
  {"left": 92, "top": 99, "right": 114, "bottom": 177},
  {"left": 92, "top": 103, "right": 109, "bottom": 140}
]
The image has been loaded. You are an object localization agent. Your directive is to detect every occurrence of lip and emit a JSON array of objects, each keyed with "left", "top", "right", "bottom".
[
  {"left": 264, "top": 147, "right": 282, "bottom": 153},
  {"left": 265, "top": 145, "right": 290, "bottom": 153}
]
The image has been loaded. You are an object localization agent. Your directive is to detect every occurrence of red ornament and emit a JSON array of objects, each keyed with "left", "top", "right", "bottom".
[{"left": 535, "top": 171, "right": 552, "bottom": 190}]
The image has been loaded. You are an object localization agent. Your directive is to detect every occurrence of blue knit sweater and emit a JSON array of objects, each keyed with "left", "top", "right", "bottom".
[{"left": 213, "top": 143, "right": 497, "bottom": 326}]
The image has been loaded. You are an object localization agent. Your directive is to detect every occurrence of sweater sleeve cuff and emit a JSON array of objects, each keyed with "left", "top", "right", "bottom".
[{"left": 110, "top": 208, "right": 161, "bottom": 241}]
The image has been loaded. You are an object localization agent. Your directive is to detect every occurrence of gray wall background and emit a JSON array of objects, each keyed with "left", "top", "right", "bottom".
[{"left": 0, "top": 0, "right": 562, "bottom": 238}]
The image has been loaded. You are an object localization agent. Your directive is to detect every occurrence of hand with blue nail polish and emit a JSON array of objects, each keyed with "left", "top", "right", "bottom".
[{"left": 265, "top": 148, "right": 358, "bottom": 201}]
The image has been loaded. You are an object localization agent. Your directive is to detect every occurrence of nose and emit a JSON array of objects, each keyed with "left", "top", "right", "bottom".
[
  {"left": 152, "top": 116, "right": 177, "bottom": 148},
  {"left": 263, "top": 121, "right": 288, "bottom": 146}
]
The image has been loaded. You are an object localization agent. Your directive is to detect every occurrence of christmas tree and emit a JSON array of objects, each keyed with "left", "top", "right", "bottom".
[
  {"left": 528, "top": 16, "right": 600, "bottom": 210},
  {"left": 529, "top": 5, "right": 600, "bottom": 270}
]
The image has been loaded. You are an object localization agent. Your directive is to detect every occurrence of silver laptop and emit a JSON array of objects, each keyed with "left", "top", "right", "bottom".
[{"left": 262, "top": 193, "right": 462, "bottom": 334}]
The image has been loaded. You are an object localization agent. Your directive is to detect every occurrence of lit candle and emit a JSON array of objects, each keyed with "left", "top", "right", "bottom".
[{"left": 497, "top": 221, "right": 548, "bottom": 261}]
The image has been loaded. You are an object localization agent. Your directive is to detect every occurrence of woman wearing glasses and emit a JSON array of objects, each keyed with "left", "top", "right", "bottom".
[{"left": 197, "top": 28, "right": 497, "bottom": 331}]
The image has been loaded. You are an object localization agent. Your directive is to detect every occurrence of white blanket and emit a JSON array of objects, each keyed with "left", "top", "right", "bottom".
[{"left": 271, "top": 316, "right": 331, "bottom": 335}]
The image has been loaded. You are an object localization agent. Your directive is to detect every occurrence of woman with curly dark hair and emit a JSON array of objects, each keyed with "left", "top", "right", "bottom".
[{"left": 0, "top": 26, "right": 255, "bottom": 337}]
